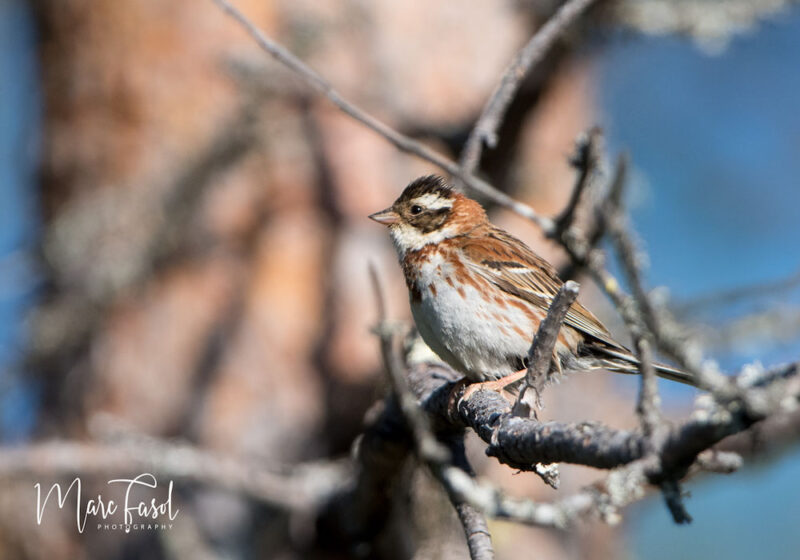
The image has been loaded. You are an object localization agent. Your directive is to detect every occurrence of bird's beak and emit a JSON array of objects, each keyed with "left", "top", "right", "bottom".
[{"left": 368, "top": 207, "right": 400, "bottom": 226}]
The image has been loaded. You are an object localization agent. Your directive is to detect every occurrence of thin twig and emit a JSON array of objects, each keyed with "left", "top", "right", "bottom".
[
  {"left": 512, "top": 280, "right": 580, "bottom": 416},
  {"left": 659, "top": 479, "right": 693, "bottom": 524},
  {"left": 604, "top": 186, "right": 800, "bottom": 519},
  {"left": 554, "top": 148, "right": 711, "bottom": 398},
  {"left": 593, "top": 188, "right": 663, "bottom": 437},
  {"left": 551, "top": 128, "right": 602, "bottom": 237},
  {"left": 448, "top": 436, "right": 495, "bottom": 560},
  {"left": 602, "top": 184, "right": 733, "bottom": 396},
  {"left": 633, "top": 337, "right": 661, "bottom": 438},
  {"left": 631, "top": 335, "right": 691, "bottom": 523},
  {"left": 368, "top": 264, "right": 448, "bottom": 464},
  {"left": 370, "top": 265, "right": 495, "bottom": 559},
  {"left": 459, "top": 0, "right": 600, "bottom": 174},
  {"left": 558, "top": 150, "right": 626, "bottom": 280},
  {"left": 211, "top": 0, "right": 554, "bottom": 232},
  {"left": 455, "top": 503, "right": 495, "bottom": 560}
]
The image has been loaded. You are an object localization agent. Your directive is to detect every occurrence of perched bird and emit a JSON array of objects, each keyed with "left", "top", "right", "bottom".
[{"left": 369, "top": 175, "right": 694, "bottom": 392}]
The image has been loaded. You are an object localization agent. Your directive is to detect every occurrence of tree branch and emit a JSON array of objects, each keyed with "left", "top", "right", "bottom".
[
  {"left": 513, "top": 280, "right": 580, "bottom": 416},
  {"left": 210, "top": 0, "right": 800, "bottom": 541},
  {"left": 448, "top": 435, "right": 495, "bottom": 560},
  {"left": 370, "top": 265, "right": 494, "bottom": 560},
  {"left": 412, "top": 359, "right": 800, "bottom": 474},
  {"left": 551, "top": 127, "right": 602, "bottom": 237},
  {"left": 460, "top": 0, "right": 601, "bottom": 174},
  {"left": 633, "top": 337, "right": 661, "bottom": 438},
  {"left": 211, "top": 0, "right": 554, "bottom": 232}
]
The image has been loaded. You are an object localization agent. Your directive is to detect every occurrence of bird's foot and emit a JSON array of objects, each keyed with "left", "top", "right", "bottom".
[
  {"left": 461, "top": 369, "right": 528, "bottom": 403},
  {"left": 447, "top": 377, "right": 469, "bottom": 414}
]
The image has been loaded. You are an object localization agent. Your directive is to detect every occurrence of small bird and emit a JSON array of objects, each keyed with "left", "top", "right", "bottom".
[{"left": 369, "top": 175, "right": 695, "bottom": 392}]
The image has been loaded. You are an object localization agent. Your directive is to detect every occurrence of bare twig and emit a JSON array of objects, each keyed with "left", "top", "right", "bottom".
[
  {"left": 448, "top": 436, "right": 495, "bottom": 560},
  {"left": 633, "top": 337, "right": 661, "bottom": 438},
  {"left": 369, "top": 265, "right": 449, "bottom": 464},
  {"left": 212, "top": 0, "right": 800, "bottom": 539},
  {"left": 437, "top": 464, "right": 589, "bottom": 528},
  {"left": 211, "top": 0, "right": 554, "bottom": 232},
  {"left": 455, "top": 503, "right": 494, "bottom": 560},
  {"left": 409, "top": 358, "right": 799, "bottom": 523},
  {"left": 512, "top": 280, "right": 581, "bottom": 416},
  {"left": 551, "top": 128, "right": 602, "bottom": 237},
  {"left": 558, "top": 150, "right": 626, "bottom": 280},
  {"left": 600, "top": 199, "right": 687, "bottom": 522},
  {"left": 551, "top": 140, "right": 726, "bottom": 402},
  {"left": 601, "top": 180, "right": 733, "bottom": 397},
  {"left": 554, "top": 153, "right": 632, "bottom": 291},
  {"left": 659, "top": 479, "right": 693, "bottom": 524},
  {"left": 631, "top": 335, "right": 692, "bottom": 523},
  {"left": 592, "top": 189, "right": 663, "bottom": 437},
  {"left": 370, "top": 265, "right": 494, "bottom": 559},
  {"left": 459, "top": 0, "right": 601, "bottom": 174}
]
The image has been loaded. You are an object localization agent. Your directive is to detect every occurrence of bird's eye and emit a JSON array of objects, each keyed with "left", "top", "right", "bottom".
[{"left": 410, "top": 205, "right": 422, "bottom": 215}]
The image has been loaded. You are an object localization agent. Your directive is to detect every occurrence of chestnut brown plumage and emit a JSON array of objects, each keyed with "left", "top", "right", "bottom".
[{"left": 370, "top": 175, "right": 695, "bottom": 388}]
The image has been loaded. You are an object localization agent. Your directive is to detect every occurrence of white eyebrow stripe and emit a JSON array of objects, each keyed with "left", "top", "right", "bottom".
[{"left": 414, "top": 193, "right": 453, "bottom": 209}]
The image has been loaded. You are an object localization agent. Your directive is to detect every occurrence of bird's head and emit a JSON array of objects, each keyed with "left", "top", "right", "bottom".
[{"left": 369, "top": 175, "right": 487, "bottom": 255}]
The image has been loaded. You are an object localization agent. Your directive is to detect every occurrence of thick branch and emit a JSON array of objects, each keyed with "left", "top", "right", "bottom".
[{"left": 411, "top": 361, "right": 800, "bottom": 474}]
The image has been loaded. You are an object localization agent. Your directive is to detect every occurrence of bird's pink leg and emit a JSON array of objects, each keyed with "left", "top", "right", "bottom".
[{"left": 461, "top": 369, "right": 528, "bottom": 402}]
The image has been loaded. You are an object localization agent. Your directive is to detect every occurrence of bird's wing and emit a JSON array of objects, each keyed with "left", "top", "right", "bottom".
[{"left": 459, "top": 227, "right": 624, "bottom": 349}]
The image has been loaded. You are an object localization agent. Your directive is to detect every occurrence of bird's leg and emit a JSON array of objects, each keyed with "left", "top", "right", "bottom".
[{"left": 461, "top": 369, "right": 528, "bottom": 402}]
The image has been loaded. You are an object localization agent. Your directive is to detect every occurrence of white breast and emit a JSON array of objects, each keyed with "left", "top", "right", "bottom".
[{"left": 409, "top": 250, "right": 535, "bottom": 381}]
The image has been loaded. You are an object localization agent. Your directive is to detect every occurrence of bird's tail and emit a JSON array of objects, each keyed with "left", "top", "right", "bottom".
[{"left": 585, "top": 344, "right": 698, "bottom": 387}]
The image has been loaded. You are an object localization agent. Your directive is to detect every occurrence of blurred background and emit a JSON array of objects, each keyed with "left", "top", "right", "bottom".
[{"left": 1, "top": 0, "right": 799, "bottom": 558}]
